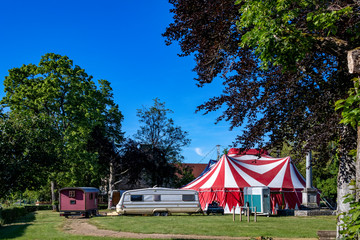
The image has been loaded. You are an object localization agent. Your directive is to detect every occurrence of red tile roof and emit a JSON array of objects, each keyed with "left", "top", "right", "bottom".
[{"left": 181, "top": 163, "right": 208, "bottom": 178}]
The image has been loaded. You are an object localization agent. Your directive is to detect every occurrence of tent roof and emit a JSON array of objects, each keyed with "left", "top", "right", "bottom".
[{"left": 183, "top": 152, "right": 305, "bottom": 191}]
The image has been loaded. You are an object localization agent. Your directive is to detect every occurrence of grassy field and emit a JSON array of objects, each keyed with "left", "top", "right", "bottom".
[
  {"left": 90, "top": 213, "right": 336, "bottom": 239},
  {"left": 0, "top": 211, "right": 128, "bottom": 240},
  {"left": 0, "top": 210, "right": 336, "bottom": 239}
]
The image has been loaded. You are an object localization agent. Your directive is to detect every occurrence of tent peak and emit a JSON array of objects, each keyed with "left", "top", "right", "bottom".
[{"left": 228, "top": 148, "right": 269, "bottom": 156}]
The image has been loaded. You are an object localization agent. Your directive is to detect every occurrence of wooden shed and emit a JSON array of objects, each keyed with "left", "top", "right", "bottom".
[{"left": 59, "top": 187, "right": 99, "bottom": 218}]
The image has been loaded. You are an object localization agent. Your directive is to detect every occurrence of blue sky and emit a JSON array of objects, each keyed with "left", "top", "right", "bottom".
[{"left": 0, "top": 0, "right": 242, "bottom": 163}]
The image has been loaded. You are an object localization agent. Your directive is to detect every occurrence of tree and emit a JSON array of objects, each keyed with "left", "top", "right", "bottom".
[
  {"left": 237, "top": 0, "right": 359, "bottom": 234},
  {"left": 0, "top": 53, "right": 123, "bottom": 208},
  {"left": 0, "top": 111, "right": 58, "bottom": 196},
  {"left": 163, "top": 0, "right": 358, "bottom": 234},
  {"left": 135, "top": 98, "right": 191, "bottom": 187}
]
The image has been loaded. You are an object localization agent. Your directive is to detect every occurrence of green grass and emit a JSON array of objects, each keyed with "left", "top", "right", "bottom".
[
  {"left": 89, "top": 213, "right": 337, "bottom": 238},
  {"left": 0, "top": 210, "right": 336, "bottom": 239},
  {"left": 0, "top": 211, "right": 133, "bottom": 240}
]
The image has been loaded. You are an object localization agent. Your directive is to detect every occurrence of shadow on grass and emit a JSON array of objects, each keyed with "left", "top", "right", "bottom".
[{"left": 0, "top": 212, "right": 36, "bottom": 239}]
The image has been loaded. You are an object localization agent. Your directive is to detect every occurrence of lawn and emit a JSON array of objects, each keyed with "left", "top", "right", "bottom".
[
  {"left": 89, "top": 213, "right": 337, "bottom": 239},
  {"left": 0, "top": 210, "right": 336, "bottom": 239},
  {"left": 0, "top": 211, "right": 128, "bottom": 240}
]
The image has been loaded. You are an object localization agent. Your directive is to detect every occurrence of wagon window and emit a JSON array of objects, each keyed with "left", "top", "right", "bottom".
[
  {"left": 69, "top": 191, "right": 75, "bottom": 198},
  {"left": 182, "top": 194, "right": 195, "bottom": 201},
  {"left": 90, "top": 193, "right": 93, "bottom": 200},
  {"left": 70, "top": 200, "right": 76, "bottom": 205},
  {"left": 131, "top": 195, "right": 143, "bottom": 202},
  {"left": 154, "top": 194, "right": 161, "bottom": 201}
]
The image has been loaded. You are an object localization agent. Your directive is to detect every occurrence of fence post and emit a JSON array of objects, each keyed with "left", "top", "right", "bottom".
[
  {"left": 247, "top": 207, "right": 250, "bottom": 222},
  {"left": 239, "top": 207, "right": 242, "bottom": 222},
  {"left": 254, "top": 207, "right": 257, "bottom": 222},
  {"left": 233, "top": 206, "right": 235, "bottom": 221}
]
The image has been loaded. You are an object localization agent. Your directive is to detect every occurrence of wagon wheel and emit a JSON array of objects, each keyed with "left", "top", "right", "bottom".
[
  {"left": 161, "top": 212, "right": 168, "bottom": 216},
  {"left": 153, "top": 212, "right": 160, "bottom": 216}
]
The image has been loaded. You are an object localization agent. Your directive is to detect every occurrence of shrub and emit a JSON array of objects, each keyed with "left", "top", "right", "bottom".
[{"left": 0, "top": 207, "right": 29, "bottom": 226}]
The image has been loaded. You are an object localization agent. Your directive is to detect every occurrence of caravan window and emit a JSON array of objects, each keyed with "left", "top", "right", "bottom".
[
  {"left": 69, "top": 191, "right": 75, "bottom": 198},
  {"left": 131, "top": 195, "right": 143, "bottom": 202},
  {"left": 154, "top": 195, "right": 161, "bottom": 201},
  {"left": 182, "top": 194, "right": 195, "bottom": 201}
]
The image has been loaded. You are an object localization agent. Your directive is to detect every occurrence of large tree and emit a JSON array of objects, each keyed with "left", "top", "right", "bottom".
[
  {"left": 163, "top": 0, "right": 359, "bottom": 232},
  {"left": 0, "top": 53, "right": 123, "bottom": 206},
  {"left": 135, "top": 98, "right": 191, "bottom": 187}
]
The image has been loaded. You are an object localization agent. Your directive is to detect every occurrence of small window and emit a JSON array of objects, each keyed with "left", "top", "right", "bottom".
[
  {"left": 182, "top": 194, "right": 195, "bottom": 201},
  {"left": 90, "top": 193, "right": 93, "bottom": 200},
  {"left": 154, "top": 195, "right": 161, "bottom": 201},
  {"left": 69, "top": 191, "right": 75, "bottom": 198},
  {"left": 70, "top": 200, "right": 76, "bottom": 205},
  {"left": 131, "top": 195, "right": 143, "bottom": 202}
]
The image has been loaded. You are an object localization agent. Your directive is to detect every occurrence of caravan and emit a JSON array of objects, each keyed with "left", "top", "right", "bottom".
[{"left": 116, "top": 188, "right": 202, "bottom": 216}]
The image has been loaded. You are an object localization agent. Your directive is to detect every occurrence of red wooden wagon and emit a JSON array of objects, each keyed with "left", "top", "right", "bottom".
[{"left": 59, "top": 187, "right": 99, "bottom": 218}]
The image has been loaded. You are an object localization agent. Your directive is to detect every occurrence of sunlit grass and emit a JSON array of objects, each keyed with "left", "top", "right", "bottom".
[
  {"left": 90, "top": 213, "right": 336, "bottom": 238},
  {"left": 0, "top": 210, "right": 336, "bottom": 239},
  {"left": 0, "top": 211, "right": 132, "bottom": 240}
]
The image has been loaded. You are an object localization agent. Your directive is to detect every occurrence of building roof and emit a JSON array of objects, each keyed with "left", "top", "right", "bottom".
[
  {"left": 182, "top": 163, "right": 208, "bottom": 178},
  {"left": 60, "top": 187, "right": 99, "bottom": 193}
]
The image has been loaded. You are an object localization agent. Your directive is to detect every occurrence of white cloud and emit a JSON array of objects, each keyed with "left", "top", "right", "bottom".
[{"left": 195, "top": 147, "right": 206, "bottom": 157}]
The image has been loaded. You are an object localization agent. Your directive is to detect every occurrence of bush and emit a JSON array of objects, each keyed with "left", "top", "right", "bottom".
[
  {"left": 98, "top": 204, "right": 108, "bottom": 210},
  {"left": 34, "top": 205, "right": 53, "bottom": 211},
  {"left": 0, "top": 206, "right": 31, "bottom": 226}
]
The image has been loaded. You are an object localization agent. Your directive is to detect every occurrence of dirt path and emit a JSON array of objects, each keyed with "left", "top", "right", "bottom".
[{"left": 62, "top": 218, "right": 317, "bottom": 240}]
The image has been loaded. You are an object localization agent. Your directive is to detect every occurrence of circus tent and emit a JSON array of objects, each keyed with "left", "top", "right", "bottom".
[{"left": 182, "top": 149, "right": 308, "bottom": 214}]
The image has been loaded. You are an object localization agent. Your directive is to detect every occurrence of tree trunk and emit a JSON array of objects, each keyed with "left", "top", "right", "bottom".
[
  {"left": 356, "top": 125, "right": 360, "bottom": 202},
  {"left": 51, "top": 181, "right": 58, "bottom": 212},
  {"left": 337, "top": 125, "right": 356, "bottom": 238},
  {"left": 108, "top": 161, "right": 115, "bottom": 209}
]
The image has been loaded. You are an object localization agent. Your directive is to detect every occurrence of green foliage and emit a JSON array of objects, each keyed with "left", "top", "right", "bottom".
[
  {"left": 339, "top": 181, "right": 360, "bottom": 239},
  {"left": 237, "top": 0, "right": 355, "bottom": 70},
  {"left": 0, "top": 53, "right": 123, "bottom": 194},
  {"left": 0, "top": 206, "right": 35, "bottom": 226},
  {"left": 237, "top": 0, "right": 310, "bottom": 69},
  {"left": 135, "top": 98, "right": 191, "bottom": 187},
  {"left": 23, "top": 186, "right": 51, "bottom": 202},
  {"left": 314, "top": 156, "right": 338, "bottom": 204},
  {"left": 272, "top": 141, "right": 338, "bottom": 204},
  {"left": 335, "top": 78, "right": 360, "bottom": 128},
  {"left": 173, "top": 163, "right": 195, "bottom": 188}
]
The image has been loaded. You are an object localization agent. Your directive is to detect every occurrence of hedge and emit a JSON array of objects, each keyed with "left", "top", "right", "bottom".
[
  {"left": 0, "top": 205, "right": 52, "bottom": 226},
  {"left": 0, "top": 207, "right": 30, "bottom": 226}
]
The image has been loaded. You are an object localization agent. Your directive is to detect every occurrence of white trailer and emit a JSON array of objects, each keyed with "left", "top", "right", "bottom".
[{"left": 115, "top": 187, "right": 202, "bottom": 216}]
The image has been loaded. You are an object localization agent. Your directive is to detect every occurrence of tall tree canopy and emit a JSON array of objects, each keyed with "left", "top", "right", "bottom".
[
  {"left": 163, "top": 0, "right": 359, "bottom": 231},
  {"left": 0, "top": 53, "right": 124, "bottom": 195},
  {"left": 135, "top": 98, "right": 191, "bottom": 187},
  {"left": 163, "top": 0, "right": 357, "bottom": 151}
]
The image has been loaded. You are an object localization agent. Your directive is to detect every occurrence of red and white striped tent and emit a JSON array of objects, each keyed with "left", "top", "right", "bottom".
[{"left": 182, "top": 149, "right": 307, "bottom": 214}]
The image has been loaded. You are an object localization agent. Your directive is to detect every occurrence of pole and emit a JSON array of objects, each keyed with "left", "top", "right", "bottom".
[
  {"left": 239, "top": 207, "right": 242, "bottom": 222},
  {"left": 216, "top": 145, "right": 221, "bottom": 160},
  {"left": 247, "top": 207, "right": 250, "bottom": 223},
  {"left": 306, "top": 151, "right": 312, "bottom": 189},
  {"left": 254, "top": 207, "right": 257, "bottom": 222},
  {"left": 233, "top": 206, "right": 235, "bottom": 221}
]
